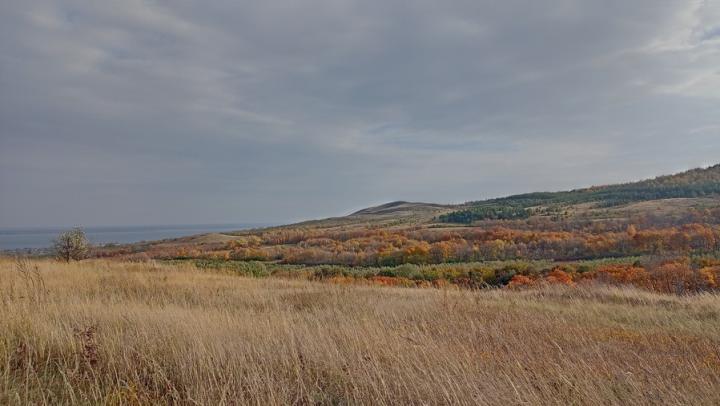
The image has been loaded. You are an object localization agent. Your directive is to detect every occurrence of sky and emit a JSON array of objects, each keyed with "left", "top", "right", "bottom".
[{"left": 1, "top": 0, "right": 720, "bottom": 228}]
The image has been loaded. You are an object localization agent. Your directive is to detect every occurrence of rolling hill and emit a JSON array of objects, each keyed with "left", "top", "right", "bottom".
[
  {"left": 439, "top": 164, "right": 720, "bottom": 224},
  {"left": 92, "top": 164, "right": 720, "bottom": 271}
]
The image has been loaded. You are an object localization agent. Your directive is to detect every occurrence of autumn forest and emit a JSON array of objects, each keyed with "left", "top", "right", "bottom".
[{"left": 92, "top": 164, "right": 720, "bottom": 295}]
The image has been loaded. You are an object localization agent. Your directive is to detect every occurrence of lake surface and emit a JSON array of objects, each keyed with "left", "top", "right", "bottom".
[{"left": 0, "top": 224, "right": 267, "bottom": 250}]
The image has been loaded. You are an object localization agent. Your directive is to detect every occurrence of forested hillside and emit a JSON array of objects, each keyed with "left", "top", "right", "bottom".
[
  {"left": 440, "top": 164, "right": 720, "bottom": 224},
  {"left": 91, "top": 164, "right": 720, "bottom": 294}
]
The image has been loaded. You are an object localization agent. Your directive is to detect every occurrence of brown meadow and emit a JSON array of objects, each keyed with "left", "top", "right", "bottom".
[{"left": 1, "top": 258, "right": 719, "bottom": 405}]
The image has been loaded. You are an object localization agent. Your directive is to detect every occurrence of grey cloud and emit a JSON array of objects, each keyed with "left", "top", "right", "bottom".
[{"left": 1, "top": 0, "right": 719, "bottom": 227}]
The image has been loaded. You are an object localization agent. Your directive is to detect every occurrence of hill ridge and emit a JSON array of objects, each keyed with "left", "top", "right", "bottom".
[
  {"left": 438, "top": 164, "right": 720, "bottom": 224},
  {"left": 350, "top": 201, "right": 450, "bottom": 216}
]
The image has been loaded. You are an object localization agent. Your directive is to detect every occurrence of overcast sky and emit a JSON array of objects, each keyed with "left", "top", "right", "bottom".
[{"left": 1, "top": 0, "right": 719, "bottom": 227}]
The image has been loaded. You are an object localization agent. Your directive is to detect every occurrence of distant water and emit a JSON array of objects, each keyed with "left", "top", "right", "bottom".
[{"left": 0, "top": 224, "right": 266, "bottom": 251}]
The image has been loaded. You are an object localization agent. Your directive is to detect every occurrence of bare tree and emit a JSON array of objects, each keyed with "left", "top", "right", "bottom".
[{"left": 53, "top": 228, "right": 90, "bottom": 261}]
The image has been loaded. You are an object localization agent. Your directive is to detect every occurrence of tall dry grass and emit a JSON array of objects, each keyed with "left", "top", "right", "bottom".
[{"left": 1, "top": 258, "right": 719, "bottom": 405}]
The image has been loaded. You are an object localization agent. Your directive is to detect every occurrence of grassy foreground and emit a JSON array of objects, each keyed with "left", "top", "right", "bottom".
[{"left": 1, "top": 259, "right": 719, "bottom": 405}]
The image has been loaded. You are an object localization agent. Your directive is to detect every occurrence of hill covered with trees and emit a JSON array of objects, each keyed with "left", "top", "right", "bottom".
[
  {"left": 439, "top": 164, "right": 720, "bottom": 224},
  {"left": 89, "top": 164, "right": 720, "bottom": 294}
]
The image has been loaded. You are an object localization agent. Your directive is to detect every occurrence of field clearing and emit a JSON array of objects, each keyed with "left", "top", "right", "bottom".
[{"left": 1, "top": 258, "right": 719, "bottom": 405}]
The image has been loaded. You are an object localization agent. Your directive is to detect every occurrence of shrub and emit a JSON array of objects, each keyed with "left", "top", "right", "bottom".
[
  {"left": 53, "top": 228, "right": 90, "bottom": 262},
  {"left": 233, "top": 261, "right": 269, "bottom": 277},
  {"left": 545, "top": 269, "right": 574, "bottom": 286},
  {"left": 312, "top": 266, "right": 348, "bottom": 280},
  {"left": 507, "top": 274, "right": 535, "bottom": 289}
]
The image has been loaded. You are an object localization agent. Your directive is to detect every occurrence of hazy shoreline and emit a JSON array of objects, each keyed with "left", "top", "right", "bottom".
[{"left": 0, "top": 223, "right": 268, "bottom": 250}]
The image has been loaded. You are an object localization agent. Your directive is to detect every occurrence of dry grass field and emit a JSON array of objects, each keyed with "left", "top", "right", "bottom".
[{"left": 1, "top": 258, "right": 719, "bottom": 405}]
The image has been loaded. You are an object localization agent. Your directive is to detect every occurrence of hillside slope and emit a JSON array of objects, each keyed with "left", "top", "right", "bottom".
[
  {"left": 93, "top": 164, "right": 720, "bottom": 267},
  {"left": 440, "top": 164, "right": 720, "bottom": 224},
  {"left": 350, "top": 201, "right": 451, "bottom": 216}
]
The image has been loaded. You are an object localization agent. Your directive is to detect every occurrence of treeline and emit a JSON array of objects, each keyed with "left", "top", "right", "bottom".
[
  {"left": 440, "top": 165, "right": 720, "bottom": 224},
  {"left": 438, "top": 205, "right": 530, "bottom": 223}
]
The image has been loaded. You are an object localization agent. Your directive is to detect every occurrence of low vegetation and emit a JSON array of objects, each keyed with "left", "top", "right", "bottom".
[
  {"left": 178, "top": 256, "right": 720, "bottom": 294},
  {"left": 1, "top": 258, "right": 719, "bottom": 404}
]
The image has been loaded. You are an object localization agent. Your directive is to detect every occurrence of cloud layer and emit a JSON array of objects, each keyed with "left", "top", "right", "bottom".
[{"left": 1, "top": 0, "right": 719, "bottom": 227}]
